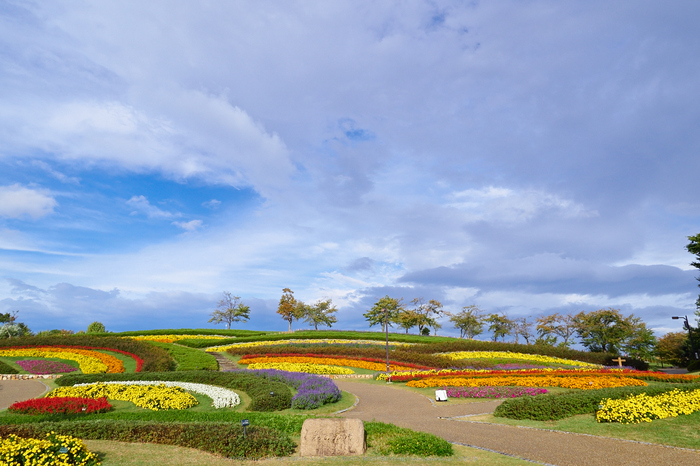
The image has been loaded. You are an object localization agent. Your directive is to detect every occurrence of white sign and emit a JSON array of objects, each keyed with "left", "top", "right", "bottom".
[{"left": 435, "top": 390, "right": 448, "bottom": 402}]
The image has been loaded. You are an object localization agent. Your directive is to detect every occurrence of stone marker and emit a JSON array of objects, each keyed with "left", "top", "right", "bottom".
[{"left": 300, "top": 418, "right": 366, "bottom": 457}]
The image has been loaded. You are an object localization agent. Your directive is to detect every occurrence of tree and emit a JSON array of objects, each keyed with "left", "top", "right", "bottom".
[
  {"left": 688, "top": 234, "right": 700, "bottom": 312},
  {"left": 87, "top": 321, "right": 106, "bottom": 333},
  {"left": 396, "top": 309, "right": 421, "bottom": 334},
  {"left": 513, "top": 317, "right": 534, "bottom": 344},
  {"left": 363, "top": 296, "right": 404, "bottom": 332},
  {"left": 277, "top": 288, "right": 305, "bottom": 332},
  {"left": 656, "top": 332, "right": 688, "bottom": 367},
  {"left": 209, "top": 292, "right": 250, "bottom": 330},
  {"left": 303, "top": 299, "right": 338, "bottom": 330},
  {"left": 535, "top": 313, "right": 577, "bottom": 347},
  {"left": 623, "top": 321, "right": 657, "bottom": 361},
  {"left": 449, "top": 305, "right": 484, "bottom": 339},
  {"left": 410, "top": 298, "right": 445, "bottom": 335},
  {"left": 573, "top": 308, "right": 640, "bottom": 354},
  {"left": 0, "top": 311, "right": 31, "bottom": 338},
  {"left": 485, "top": 313, "right": 514, "bottom": 342}
]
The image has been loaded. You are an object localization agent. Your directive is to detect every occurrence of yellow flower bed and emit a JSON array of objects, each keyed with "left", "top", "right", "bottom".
[
  {"left": 247, "top": 362, "right": 355, "bottom": 375},
  {"left": 596, "top": 389, "right": 700, "bottom": 423},
  {"left": 0, "top": 347, "right": 124, "bottom": 374},
  {"left": 239, "top": 355, "right": 415, "bottom": 371},
  {"left": 48, "top": 382, "right": 198, "bottom": 410},
  {"left": 406, "top": 375, "right": 647, "bottom": 390},
  {"left": 206, "top": 339, "right": 410, "bottom": 352},
  {"left": 0, "top": 432, "right": 100, "bottom": 466},
  {"left": 125, "top": 334, "right": 227, "bottom": 343},
  {"left": 440, "top": 351, "right": 599, "bottom": 367}
]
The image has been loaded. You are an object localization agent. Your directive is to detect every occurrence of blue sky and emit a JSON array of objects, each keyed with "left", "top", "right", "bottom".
[{"left": 1, "top": 1, "right": 699, "bottom": 339}]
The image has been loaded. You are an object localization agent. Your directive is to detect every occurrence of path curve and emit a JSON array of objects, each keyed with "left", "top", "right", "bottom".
[
  {"left": 0, "top": 379, "right": 50, "bottom": 410},
  {"left": 335, "top": 380, "right": 700, "bottom": 466}
]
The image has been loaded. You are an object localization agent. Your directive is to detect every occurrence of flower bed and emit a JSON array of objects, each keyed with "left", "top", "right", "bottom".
[
  {"left": 9, "top": 397, "right": 111, "bottom": 415},
  {"left": 247, "top": 362, "right": 355, "bottom": 375},
  {"left": 125, "top": 334, "right": 227, "bottom": 343},
  {"left": 446, "top": 386, "right": 548, "bottom": 399},
  {"left": 407, "top": 375, "right": 647, "bottom": 390},
  {"left": 0, "top": 347, "right": 127, "bottom": 373},
  {"left": 16, "top": 360, "right": 78, "bottom": 375},
  {"left": 0, "top": 432, "right": 100, "bottom": 466},
  {"left": 238, "top": 353, "right": 426, "bottom": 371},
  {"left": 76, "top": 381, "right": 241, "bottom": 409},
  {"left": 207, "top": 339, "right": 411, "bottom": 352},
  {"left": 48, "top": 382, "right": 198, "bottom": 411},
  {"left": 440, "top": 351, "right": 600, "bottom": 367},
  {"left": 596, "top": 388, "right": 700, "bottom": 423}
]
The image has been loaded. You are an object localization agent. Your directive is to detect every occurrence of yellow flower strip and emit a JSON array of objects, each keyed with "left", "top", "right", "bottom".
[
  {"left": 0, "top": 433, "right": 100, "bottom": 466},
  {"left": 206, "top": 339, "right": 411, "bottom": 352},
  {"left": 247, "top": 362, "right": 355, "bottom": 375},
  {"left": 596, "top": 389, "right": 700, "bottom": 423},
  {"left": 125, "top": 334, "right": 227, "bottom": 343},
  {"left": 406, "top": 375, "right": 647, "bottom": 390},
  {"left": 441, "top": 351, "right": 600, "bottom": 367},
  {"left": 48, "top": 382, "right": 197, "bottom": 411},
  {"left": 239, "top": 355, "right": 415, "bottom": 371},
  {"left": 0, "top": 347, "right": 124, "bottom": 374}
]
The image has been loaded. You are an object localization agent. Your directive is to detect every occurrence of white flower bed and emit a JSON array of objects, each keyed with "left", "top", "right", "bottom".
[{"left": 75, "top": 381, "right": 240, "bottom": 409}]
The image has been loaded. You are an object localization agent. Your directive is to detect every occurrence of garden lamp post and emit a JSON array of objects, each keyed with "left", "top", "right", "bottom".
[
  {"left": 672, "top": 315, "right": 698, "bottom": 360},
  {"left": 384, "top": 307, "right": 390, "bottom": 382}
]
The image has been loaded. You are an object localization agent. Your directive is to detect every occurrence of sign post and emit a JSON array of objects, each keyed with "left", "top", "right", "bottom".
[{"left": 241, "top": 419, "right": 249, "bottom": 438}]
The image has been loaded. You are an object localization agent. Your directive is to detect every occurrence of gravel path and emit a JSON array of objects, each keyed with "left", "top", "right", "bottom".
[
  {"left": 335, "top": 380, "right": 700, "bottom": 466},
  {"left": 0, "top": 379, "right": 50, "bottom": 410}
]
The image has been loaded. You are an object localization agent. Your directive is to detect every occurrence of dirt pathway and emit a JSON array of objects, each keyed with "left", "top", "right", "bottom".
[
  {"left": 335, "top": 380, "right": 700, "bottom": 466},
  {"left": 0, "top": 379, "right": 50, "bottom": 410}
]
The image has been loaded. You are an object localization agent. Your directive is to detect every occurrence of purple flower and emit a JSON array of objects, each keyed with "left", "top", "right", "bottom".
[{"left": 16, "top": 360, "right": 78, "bottom": 375}]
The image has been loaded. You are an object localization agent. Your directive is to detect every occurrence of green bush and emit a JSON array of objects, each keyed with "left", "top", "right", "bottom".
[
  {"left": 365, "top": 421, "right": 452, "bottom": 456},
  {"left": 0, "top": 358, "right": 18, "bottom": 374},
  {"left": 604, "top": 356, "right": 649, "bottom": 371},
  {"left": 147, "top": 341, "right": 218, "bottom": 371},
  {"left": 56, "top": 371, "right": 292, "bottom": 411},
  {"left": 494, "top": 382, "right": 700, "bottom": 420},
  {"left": 87, "top": 322, "right": 106, "bottom": 333},
  {"left": 686, "top": 360, "right": 700, "bottom": 373},
  {"left": 0, "top": 421, "right": 295, "bottom": 460}
]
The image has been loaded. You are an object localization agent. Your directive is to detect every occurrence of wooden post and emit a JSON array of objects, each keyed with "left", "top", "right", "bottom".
[{"left": 612, "top": 357, "right": 626, "bottom": 367}]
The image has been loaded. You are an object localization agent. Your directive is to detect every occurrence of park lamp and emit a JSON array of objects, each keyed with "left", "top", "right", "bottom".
[{"left": 672, "top": 316, "right": 698, "bottom": 360}]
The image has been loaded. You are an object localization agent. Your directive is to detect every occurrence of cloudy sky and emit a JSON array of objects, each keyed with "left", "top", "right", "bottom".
[{"left": 1, "top": 1, "right": 699, "bottom": 339}]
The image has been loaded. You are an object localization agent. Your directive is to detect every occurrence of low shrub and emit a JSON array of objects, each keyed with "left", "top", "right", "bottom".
[
  {"left": 0, "top": 421, "right": 296, "bottom": 460},
  {"left": 365, "top": 421, "right": 453, "bottom": 456},
  {"left": 235, "top": 369, "right": 341, "bottom": 409},
  {"left": 494, "top": 382, "right": 700, "bottom": 420},
  {"left": 56, "top": 371, "right": 292, "bottom": 411},
  {"left": 0, "top": 358, "right": 18, "bottom": 374}
]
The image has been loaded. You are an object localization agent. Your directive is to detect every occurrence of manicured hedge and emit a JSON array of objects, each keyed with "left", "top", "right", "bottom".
[
  {"left": 0, "top": 336, "right": 175, "bottom": 372},
  {"left": 365, "top": 421, "right": 453, "bottom": 456},
  {"left": 0, "top": 421, "right": 295, "bottom": 459},
  {"left": 494, "top": 382, "right": 700, "bottom": 420},
  {"left": 147, "top": 342, "right": 218, "bottom": 371},
  {"left": 56, "top": 371, "right": 292, "bottom": 411},
  {"left": 113, "top": 329, "right": 269, "bottom": 338},
  {"left": 0, "top": 358, "right": 19, "bottom": 374}
]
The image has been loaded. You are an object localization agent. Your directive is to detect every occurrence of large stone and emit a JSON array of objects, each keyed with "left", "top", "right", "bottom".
[{"left": 299, "top": 418, "right": 366, "bottom": 457}]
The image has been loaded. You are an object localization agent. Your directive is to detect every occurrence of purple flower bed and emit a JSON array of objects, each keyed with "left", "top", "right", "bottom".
[
  {"left": 446, "top": 386, "right": 548, "bottom": 399},
  {"left": 227, "top": 368, "right": 341, "bottom": 409},
  {"left": 491, "top": 364, "right": 551, "bottom": 371},
  {"left": 16, "top": 359, "right": 78, "bottom": 375}
]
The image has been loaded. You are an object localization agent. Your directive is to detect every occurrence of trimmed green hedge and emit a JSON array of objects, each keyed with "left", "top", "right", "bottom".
[
  {"left": 0, "top": 335, "right": 175, "bottom": 372},
  {"left": 112, "top": 329, "right": 269, "bottom": 338},
  {"left": 147, "top": 342, "right": 218, "bottom": 371},
  {"left": 56, "top": 371, "right": 292, "bottom": 411},
  {"left": 494, "top": 382, "right": 700, "bottom": 420},
  {"left": 0, "top": 421, "right": 295, "bottom": 459},
  {"left": 365, "top": 421, "right": 453, "bottom": 456},
  {"left": 0, "top": 358, "right": 19, "bottom": 374}
]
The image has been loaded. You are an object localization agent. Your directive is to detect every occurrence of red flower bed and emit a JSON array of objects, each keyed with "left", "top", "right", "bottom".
[
  {"left": 5, "top": 345, "right": 144, "bottom": 372},
  {"left": 239, "top": 352, "right": 434, "bottom": 370},
  {"left": 8, "top": 397, "right": 111, "bottom": 415}
]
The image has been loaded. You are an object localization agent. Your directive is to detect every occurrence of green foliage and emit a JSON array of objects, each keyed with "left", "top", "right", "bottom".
[
  {"left": 494, "top": 383, "right": 700, "bottom": 420},
  {"left": 687, "top": 233, "right": 700, "bottom": 311},
  {"left": 449, "top": 305, "right": 484, "bottom": 339},
  {"left": 302, "top": 299, "right": 338, "bottom": 330},
  {"left": 363, "top": 296, "right": 405, "bottom": 333},
  {"left": 209, "top": 292, "right": 250, "bottom": 330},
  {"left": 485, "top": 314, "right": 514, "bottom": 342},
  {"left": 147, "top": 341, "right": 219, "bottom": 371},
  {"left": 573, "top": 308, "right": 656, "bottom": 357},
  {"left": 34, "top": 329, "right": 75, "bottom": 337},
  {"left": 0, "top": 335, "right": 175, "bottom": 372},
  {"left": 56, "top": 371, "right": 293, "bottom": 411},
  {"left": 0, "top": 421, "right": 296, "bottom": 460},
  {"left": 687, "top": 360, "right": 700, "bottom": 373},
  {"left": 113, "top": 329, "right": 268, "bottom": 337},
  {"left": 277, "top": 288, "right": 305, "bottom": 332},
  {"left": 604, "top": 355, "right": 649, "bottom": 371},
  {"left": 657, "top": 332, "right": 689, "bottom": 367},
  {"left": 87, "top": 321, "right": 106, "bottom": 333},
  {"left": 0, "top": 358, "right": 19, "bottom": 374},
  {"left": 365, "top": 421, "right": 453, "bottom": 456}
]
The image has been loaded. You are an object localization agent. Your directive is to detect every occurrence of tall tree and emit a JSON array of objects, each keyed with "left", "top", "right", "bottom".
[
  {"left": 573, "top": 308, "right": 644, "bottom": 354},
  {"left": 209, "top": 292, "right": 250, "bottom": 330},
  {"left": 688, "top": 234, "right": 700, "bottom": 312},
  {"left": 303, "top": 299, "right": 338, "bottom": 330},
  {"left": 485, "top": 313, "right": 514, "bottom": 342},
  {"left": 656, "top": 331, "right": 688, "bottom": 367},
  {"left": 410, "top": 298, "right": 445, "bottom": 335},
  {"left": 363, "top": 296, "right": 404, "bottom": 332},
  {"left": 449, "top": 305, "right": 484, "bottom": 339},
  {"left": 277, "top": 288, "right": 304, "bottom": 332},
  {"left": 0, "top": 311, "right": 31, "bottom": 338},
  {"left": 396, "top": 309, "right": 421, "bottom": 334},
  {"left": 513, "top": 317, "right": 534, "bottom": 344},
  {"left": 623, "top": 321, "right": 657, "bottom": 361},
  {"left": 535, "top": 313, "right": 577, "bottom": 347}
]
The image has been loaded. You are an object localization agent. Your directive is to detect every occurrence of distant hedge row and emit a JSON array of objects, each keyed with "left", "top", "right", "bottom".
[{"left": 0, "top": 358, "right": 19, "bottom": 374}]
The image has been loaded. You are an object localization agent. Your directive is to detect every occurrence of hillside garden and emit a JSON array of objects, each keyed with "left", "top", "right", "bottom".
[{"left": 1, "top": 329, "right": 700, "bottom": 464}]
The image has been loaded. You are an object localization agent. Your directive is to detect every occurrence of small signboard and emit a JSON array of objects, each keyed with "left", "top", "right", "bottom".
[
  {"left": 435, "top": 390, "right": 448, "bottom": 402},
  {"left": 241, "top": 419, "right": 250, "bottom": 427}
]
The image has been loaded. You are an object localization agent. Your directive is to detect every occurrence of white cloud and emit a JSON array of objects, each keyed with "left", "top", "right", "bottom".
[
  {"left": 172, "top": 220, "right": 203, "bottom": 232},
  {"left": 126, "top": 195, "right": 177, "bottom": 219},
  {"left": 202, "top": 199, "right": 221, "bottom": 209},
  {"left": 0, "top": 184, "right": 57, "bottom": 219}
]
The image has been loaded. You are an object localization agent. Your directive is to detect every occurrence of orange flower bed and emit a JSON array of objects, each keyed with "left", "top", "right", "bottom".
[
  {"left": 0, "top": 346, "right": 124, "bottom": 373},
  {"left": 239, "top": 355, "right": 416, "bottom": 372},
  {"left": 407, "top": 375, "right": 647, "bottom": 390}
]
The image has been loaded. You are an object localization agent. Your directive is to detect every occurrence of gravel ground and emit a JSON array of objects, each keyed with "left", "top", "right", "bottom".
[
  {"left": 335, "top": 380, "right": 700, "bottom": 466},
  {"left": 0, "top": 379, "right": 50, "bottom": 410}
]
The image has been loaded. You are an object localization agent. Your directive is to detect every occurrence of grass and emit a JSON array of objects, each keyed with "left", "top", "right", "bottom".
[
  {"left": 82, "top": 440, "right": 531, "bottom": 465},
  {"left": 147, "top": 342, "right": 219, "bottom": 371}
]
